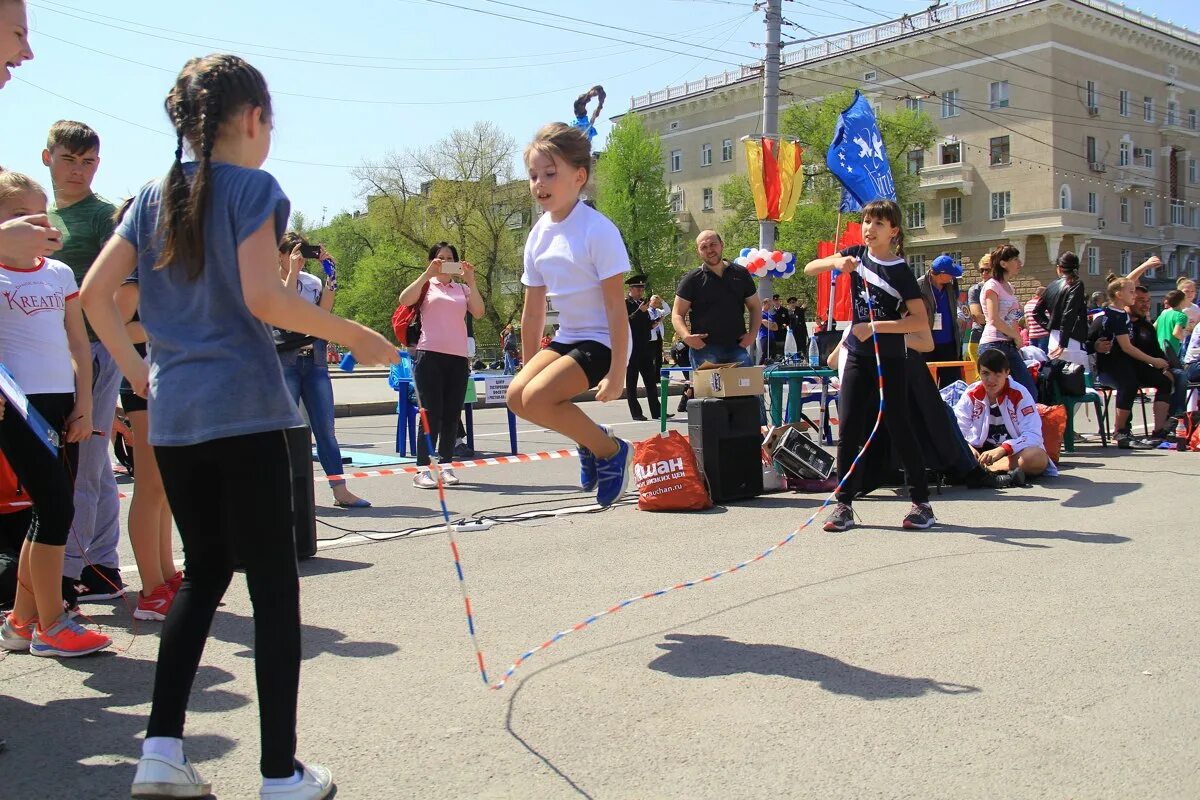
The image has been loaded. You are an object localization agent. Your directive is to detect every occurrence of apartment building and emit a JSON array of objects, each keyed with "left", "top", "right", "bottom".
[{"left": 621, "top": 0, "right": 1200, "bottom": 296}]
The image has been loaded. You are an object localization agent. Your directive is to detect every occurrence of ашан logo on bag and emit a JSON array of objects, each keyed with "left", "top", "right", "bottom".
[{"left": 634, "top": 457, "right": 685, "bottom": 483}]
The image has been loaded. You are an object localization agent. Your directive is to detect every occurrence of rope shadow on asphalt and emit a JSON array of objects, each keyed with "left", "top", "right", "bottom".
[{"left": 646, "top": 633, "right": 980, "bottom": 699}]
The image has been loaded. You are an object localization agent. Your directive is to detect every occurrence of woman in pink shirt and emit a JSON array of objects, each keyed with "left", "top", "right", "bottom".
[
  {"left": 978, "top": 244, "right": 1039, "bottom": 400},
  {"left": 397, "top": 242, "right": 484, "bottom": 488}
]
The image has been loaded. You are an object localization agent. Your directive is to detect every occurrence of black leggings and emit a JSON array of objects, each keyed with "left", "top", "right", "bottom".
[
  {"left": 0, "top": 393, "right": 77, "bottom": 547},
  {"left": 413, "top": 349, "right": 470, "bottom": 467},
  {"left": 837, "top": 352, "right": 929, "bottom": 505},
  {"left": 151, "top": 430, "right": 300, "bottom": 778},
  {"left": 1099, "top": 356, "right": 1174, "bottom": 412}
]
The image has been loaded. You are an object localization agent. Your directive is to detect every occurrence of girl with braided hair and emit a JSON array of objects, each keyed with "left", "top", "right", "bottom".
[{"left": 82, "top": 53, "right": 397, "bottom": 800}]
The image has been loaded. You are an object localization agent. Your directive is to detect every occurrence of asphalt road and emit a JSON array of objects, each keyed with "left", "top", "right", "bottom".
[{"left": 1, "top": 401, "right": 1196, "bottom": 799}]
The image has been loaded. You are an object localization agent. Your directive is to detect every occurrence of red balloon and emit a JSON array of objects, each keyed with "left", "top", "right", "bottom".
[{"left": 771, "top": 250, "right": 784, "bottom": 262}]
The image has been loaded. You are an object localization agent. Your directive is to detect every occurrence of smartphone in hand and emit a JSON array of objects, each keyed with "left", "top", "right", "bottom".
[
  {"left": 440, "top": 261, "right": 465, "bottom": 276},
  {"left": 299, "top": 243, "right": 322, "bottom": 260}
]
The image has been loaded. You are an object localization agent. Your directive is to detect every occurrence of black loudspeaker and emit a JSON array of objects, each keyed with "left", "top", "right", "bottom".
[
  {"left": 285, "top": 425, "right": 318, "bottom": 560},
  {"left": 687, "top": 396, "right": 763, "bottom": 503}
]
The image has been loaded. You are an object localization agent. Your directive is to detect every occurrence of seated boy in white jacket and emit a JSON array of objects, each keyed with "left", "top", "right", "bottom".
[{"left": 954, "top": 347, "right": 1050, "bottom": 483}]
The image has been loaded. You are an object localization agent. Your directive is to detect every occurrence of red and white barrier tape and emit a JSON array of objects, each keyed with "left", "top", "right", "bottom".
[{"left": 324, "top": 448, "right": 579, "bottom": 482}]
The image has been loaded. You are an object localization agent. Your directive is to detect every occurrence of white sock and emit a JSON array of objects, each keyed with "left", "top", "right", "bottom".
[
  {"left": 143, "top": 736, "right": 184, "bottom": 764},
  {"left": 262, "top": 769, "right": 303, "bottom": 787}
]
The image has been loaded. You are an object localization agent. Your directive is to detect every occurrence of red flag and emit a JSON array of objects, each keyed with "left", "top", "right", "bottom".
[{"left": 815, "top": 240, "right": 853, "bottom": 322}]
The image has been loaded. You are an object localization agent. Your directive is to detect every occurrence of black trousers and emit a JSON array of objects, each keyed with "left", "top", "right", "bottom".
[
  {"left": 151, "top": 430, "right": 300, "bottom": 778},
  {"left": 1098, "top": 355, "right": 1174, "bottom": 412},
  {"left": 626, "top": 347, "right": 661, "bottom": 419},
  {"left": 925, "top": 340, "right": 961, "bottom": 388},
  {"left": 413, "top": 349, "right": 470, "bottom": 466},
  {"left": 0, "top": 393, "right": 76, "bottom": 547},
  {"left": 837, "top": 351, "right": 929, "bottom": 505}
]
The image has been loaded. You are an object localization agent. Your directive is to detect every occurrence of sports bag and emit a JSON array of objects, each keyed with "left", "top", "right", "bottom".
[
  {"left": 632, "top": 431, "right": 711, "bottom": 511},
  {"left": 391, "top": 281, "right": 430, "bottom": 347}
]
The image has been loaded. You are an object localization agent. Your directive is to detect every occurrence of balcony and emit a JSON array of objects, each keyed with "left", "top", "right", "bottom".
[
  {"left": 1002, "top": 209, "right": 1099, "bottom": 235},
  {"left": 673, "top": 209, "right": 696, "bottom": 233},
  {"left": 1113, "top": 164, "right": 1156, "bottom": 192},
  {"left": 918, "top": 162, "right": 976, "bottom": 195}
]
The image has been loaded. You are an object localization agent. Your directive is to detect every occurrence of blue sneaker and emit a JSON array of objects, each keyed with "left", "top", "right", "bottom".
[
  {"left": 578, "top": 425, "right": 612, "bottom": 491},
  {"left": 595, "top": 438, "right": 632, "bottom": 508}
]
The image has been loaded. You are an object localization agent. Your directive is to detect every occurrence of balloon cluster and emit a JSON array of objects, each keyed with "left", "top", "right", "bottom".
[{"left": 735, "top": 247, "right": 796, "bottom": 278}]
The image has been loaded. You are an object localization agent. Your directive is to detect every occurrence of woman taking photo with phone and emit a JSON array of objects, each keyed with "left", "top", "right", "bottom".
[
  {"left": 275, "top": 232, "right": 369, "bottom": 508},
  {"left": 397, "top": 242, "right": 484, "bottom": 488}
]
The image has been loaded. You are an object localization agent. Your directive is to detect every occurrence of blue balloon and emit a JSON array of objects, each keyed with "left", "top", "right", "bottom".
[
  {"left": 740, "top": 247, "right": 754, "bottom": 258},
  {"left": 784, "top": 252, "right": 796, "bottom": 267}
]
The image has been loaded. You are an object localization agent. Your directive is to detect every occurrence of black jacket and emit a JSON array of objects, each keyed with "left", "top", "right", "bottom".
[{"left": 1035, "top": 275, "right": 1088, "bottom": 344}]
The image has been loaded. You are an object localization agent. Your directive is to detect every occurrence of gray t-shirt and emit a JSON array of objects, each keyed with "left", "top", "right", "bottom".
[
  {"left": 116, "top": 163, "right": 303, "bottom": 446},
  {"left": 967, "top": 281, "right": 986, "bottom": 343}
]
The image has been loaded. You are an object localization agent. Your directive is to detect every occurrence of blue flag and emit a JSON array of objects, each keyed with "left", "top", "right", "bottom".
[{"left": 827, "top": 91, "right": 896, "bottom": 210}]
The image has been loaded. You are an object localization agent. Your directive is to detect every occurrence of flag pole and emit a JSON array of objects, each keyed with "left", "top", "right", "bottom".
[{"left": 826, "top": 210, "right": 843, "bottom": 328}]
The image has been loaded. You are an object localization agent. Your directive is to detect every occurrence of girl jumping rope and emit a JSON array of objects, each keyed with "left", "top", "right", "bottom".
[
  {"left": 804, "top": 199, "right": 935, "bottom": 532},
  {"left": 0, "top": 171, "right": 111, "bottom": 658},
  {"left": 506, "top": 123, "right": 632, "bottom": 507},
  {"left": 82, "top": 53, "right": 397, "bottom": 800}
]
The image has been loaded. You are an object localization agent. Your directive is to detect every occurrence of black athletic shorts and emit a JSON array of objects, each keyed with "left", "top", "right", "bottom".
[
  {"left": 120, "top": 386, "right": 147, "bottom": 414},
  {"left": 546, "top": 339, "right": 612, "bottom": 389}
]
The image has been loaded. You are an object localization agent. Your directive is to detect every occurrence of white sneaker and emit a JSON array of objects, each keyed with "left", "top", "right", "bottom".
[
  {"left": 441, "top": 467, "right": 460, "bottom": 486},
  {"left": 131, "top": 753, "right": 211, "bottom": 798},
  {"left": 413, "top": 471, "right": 437, "bottom": 489},
  {"left": 260, "top": 763, "right": 333, "bottom": 800}
]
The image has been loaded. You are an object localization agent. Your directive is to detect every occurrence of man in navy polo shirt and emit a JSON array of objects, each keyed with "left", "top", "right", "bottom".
[
  {"left": 917, "top": 253, "right": 963, "bottom": 388},
  {"left": 672, "top": 230, "right": 762, "bottom": 369}
]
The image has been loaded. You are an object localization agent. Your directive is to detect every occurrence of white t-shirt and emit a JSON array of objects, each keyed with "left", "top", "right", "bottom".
[
  {"left": 980, "top": 278, "right": 1022, "bottom": 345},
  {"left": 522, "top": 202, "right": 631, "bottom": 349},
  {"left": 1181, "top": 302, "right": 1200, "bottom": 331},
  {"left": 295, "top": 271, "right": 323, "bottom": 306},
  {"left": 0, "top": 257, "right": 79, "bottom": 394}
]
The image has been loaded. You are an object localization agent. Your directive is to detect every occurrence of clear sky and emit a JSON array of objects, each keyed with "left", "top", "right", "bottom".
[{"left": 3, "top": 0, "right": 1194, "bottom": 222}]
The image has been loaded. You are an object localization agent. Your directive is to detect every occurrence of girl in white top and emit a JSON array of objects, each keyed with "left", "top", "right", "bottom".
[
  {"left": 507, "top": 123, "right": 632, "bottom": 508},
  {"left": 0, "top": 171, "right": 110, "bottom": 657}
]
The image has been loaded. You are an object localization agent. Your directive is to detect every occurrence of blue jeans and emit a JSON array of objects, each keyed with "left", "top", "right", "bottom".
[
  {"left": 691, "top": 342, "right": 752, "bottom": 368},
  {"left": 979, "top": 340, "right": 1038, "bottom": 401},
  {"left": 1030, "top": 336, "right": 1049, "bottom": 353},
  {"left": 280, "top": 346, "right": 346, "bottom": 485},
  {"left": 503, "top": 352, "right": 517, "bottom": 374}
]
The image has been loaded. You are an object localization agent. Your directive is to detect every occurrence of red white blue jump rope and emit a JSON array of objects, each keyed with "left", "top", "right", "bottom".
[{"left": 422, "top": 269, "right": 885, "bottom": 690}]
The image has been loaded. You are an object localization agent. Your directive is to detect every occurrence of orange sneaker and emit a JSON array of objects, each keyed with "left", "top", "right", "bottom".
[
  {"left": 166, "top": 570, "right": 184, "bottom": 595},
  {"left": 0, "top": 612, "right": 35, "bottom": 652},
  {"left": 133, "top": 582, "right": 175, "bottom": 621},
  {"left": 29, "top": 613, "right": 111, "bottom": 657}
]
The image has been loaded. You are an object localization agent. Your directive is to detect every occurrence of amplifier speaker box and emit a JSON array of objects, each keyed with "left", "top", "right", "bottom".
[
  {"left": 687, "top": 396, "right": 763, "bottom": 503},
  {"left": 286, "top": 425, "right": 318, "bottom": 560}
]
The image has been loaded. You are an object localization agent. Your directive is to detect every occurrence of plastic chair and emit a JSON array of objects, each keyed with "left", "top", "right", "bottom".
[{"left": 1057, "top": 371, "right": 1108, "bottom": 451}]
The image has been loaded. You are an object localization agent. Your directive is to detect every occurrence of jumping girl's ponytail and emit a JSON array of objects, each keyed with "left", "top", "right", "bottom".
[{"left": 157, "top": 54, "right": 272, "bottom": 279}]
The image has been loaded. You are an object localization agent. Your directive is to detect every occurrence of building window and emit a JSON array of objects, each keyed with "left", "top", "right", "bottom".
[
  {"left": 1143, "top": 96, "right": 1154, "bottom": 122},
  {"left": 700, "top": 143, "right": 712, "bottom": 167},
  {"left": 940, "top": 142, "right": 961, "bottom": 164},
  {"left": 1192, "top": 206, "right": 1199, "bottom": 229},
  {"left": 670, "top": 149, "right": 682, "bottom": 172},
  {"left": 1120, "top": 250, "right": 1132, "bottom": 275},
  {"left": 943, "top": 196, "right": 962, "bottom": 225},
  {"left": 702, "top": 187, "right": 714, "bottom": 211},
  {"left": 1085, "top": 136, "right": 1098, "bottom": 165},
  {"left": 988, "top": 191, "right": 1008, "bottom": 220},
  {"left": 1120, "top": 196, "right": 1129, "bottom": 223},
  {"left": 1190, "top": 158, "right": 1197, "bottom": 184},
  {"left": 721, "top": 138, "right": 733, "bottom": 162},
  {"left": 1144, "top": 251, "right": 1156, "bottom": 278},
  {"left": 905, "top": 97, "right": 924, "bottom": 113},
  {"left": 909, "top": 254, "right": 926, "bottom": 276},
  {"left": 669, "top": 190, "right": 683, "bottom": 213},
  {"left": 1119, "top": 90, "right": 1130, "bottom": 117},
  {"left": 1166, "top": 101, "right": 1178, "bottom": 127},
  {"left": 1087, "top": 246, "right": 1099, "bottom": 276},
  {"left": 942, "top": 89, "right": 959, "bottom": 118},
  {"left": 1168, "top": 253, "right": 1179, "bottom": 277},
  {"left": 989, "top": 81, "right": 1009, "bottom": 109},
  {"left": 907, "top": 149, "right": 925, "bottom": 175},
  {"left": 1191, "top": 109, "right": 1198, "bottom": 131},
  {"left": 1119, "top": 141, "right": 1130, "bottom": 167},
  {"left": 1086, "top": 81, "right": 1098, "bottom": 110},
  {"left": 1144, "top": 200, "right": 1154, "bottom": 226},
  {"left": 1170, "top": 201, "right": 1185, "bottom": 226},
  {"left": 1189, "top": 255, "right": 1199, "bottom": 278},
  {"left": 989, "top": 136, "right": 1010, "bottom": 166},
  {"left": 1088, "top": 192, "right": 1098, "bottom": 214},
  {"left": 906, "top": 202, "right": 926, "bottom": 229},
  {"left": 1059, "top": 184, "right": 1072, "bottom": 211}
]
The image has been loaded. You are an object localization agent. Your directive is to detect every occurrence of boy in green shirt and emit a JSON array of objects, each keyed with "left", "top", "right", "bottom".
[
  {"left": 1155, "top": 289, "right": 1188, "bottom": 359},
  {"left": 43, "top": 120, "right": 125, "bottom": 602}
]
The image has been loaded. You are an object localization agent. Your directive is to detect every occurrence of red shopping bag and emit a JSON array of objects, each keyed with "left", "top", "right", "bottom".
[
  {"left": 632, "top": 431, "right": 711, "bottom": 512},
  {"left": 1037, "top": 404, "right": 1066, "bottom": 463}
]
